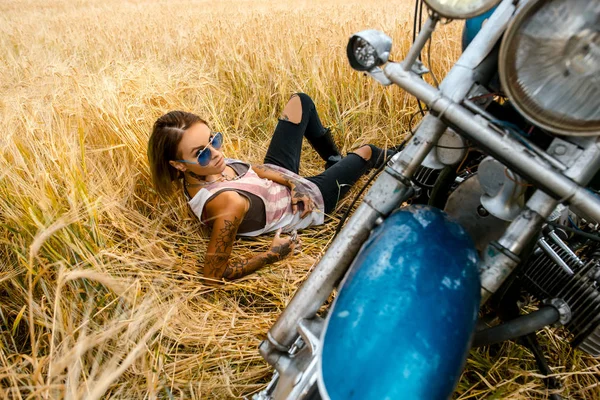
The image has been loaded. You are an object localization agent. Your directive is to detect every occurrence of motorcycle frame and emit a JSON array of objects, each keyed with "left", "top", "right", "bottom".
[{"left": 259, "top": 0, "right": 600, "bottom": 386}]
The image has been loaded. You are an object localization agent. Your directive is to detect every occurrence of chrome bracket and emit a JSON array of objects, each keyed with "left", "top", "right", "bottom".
[
  {"left": 297, "top": 317, "right": 325, "bottom": 356},
  {"left": 411, "top": 59, "right": 430, "bottom": 76},
  {"left": 543, "top": 298, "right": 572, "bottom": 326},
  {"left": 547, "top": 137, "right": 584, "bottom": 168}
]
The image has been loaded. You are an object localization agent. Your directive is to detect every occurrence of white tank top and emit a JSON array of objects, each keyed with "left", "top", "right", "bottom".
[{"left": 187, "top": 159, "right": 325, "bottom": 237}]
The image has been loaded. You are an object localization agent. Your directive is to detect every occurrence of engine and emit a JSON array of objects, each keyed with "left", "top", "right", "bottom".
[{"left": 521, "top": 232, "right": 600, "bottom": 357}]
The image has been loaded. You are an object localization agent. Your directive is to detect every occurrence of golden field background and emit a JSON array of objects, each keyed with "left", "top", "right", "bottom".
[{"left": 0, "top": 0, "right": 598, "bottom": 398}]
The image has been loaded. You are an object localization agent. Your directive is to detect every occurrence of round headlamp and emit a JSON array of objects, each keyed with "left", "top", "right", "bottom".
[
  {"left": 347, "top": 30, "right": 392, "bottom": 72},
  {"left": 499, "top": 0, "right": 600, "bottom": 136},
  {"left": 424, "top": 0, "right": 501, "bottom": 20}
]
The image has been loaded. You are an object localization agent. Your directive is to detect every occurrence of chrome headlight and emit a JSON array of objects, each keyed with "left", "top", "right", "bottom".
[
  {"left": 347, "top": 30, "right": 392, "bottom": 72},
  {"left": 424, "top": 0, "right": 501, "bottom": 20},
  {"left": 499, "top": 0, "right": 600, "bottom": 136}
]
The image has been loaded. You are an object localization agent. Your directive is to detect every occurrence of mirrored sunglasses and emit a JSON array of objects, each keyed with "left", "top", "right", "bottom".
[{"left": 177, "top": 132, "right": 223, "bottom": 167}]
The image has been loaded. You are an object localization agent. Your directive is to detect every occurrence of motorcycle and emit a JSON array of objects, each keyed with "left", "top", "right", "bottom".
[{"left": 254, "top": 0, "right": 600, "bottom": 398}]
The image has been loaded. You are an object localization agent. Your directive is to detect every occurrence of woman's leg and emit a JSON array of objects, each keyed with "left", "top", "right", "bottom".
[
  {"left": 306, "top": 145, "right": 395, "bottom": 214},
  {"left": 264, "top": 93, "right": 340, "bottom": 173},
  {"left": 299, "top": 92, "right": 342, "bottom": 168}
]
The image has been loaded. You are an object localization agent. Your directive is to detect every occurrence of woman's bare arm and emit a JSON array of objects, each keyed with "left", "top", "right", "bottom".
[
  {"left": 252, "top": 164, "right": 315, "bottom": 217},
  {"left": 203, "top": 191, "right": 295, "bottom": 280},
  {"left": 252, "top": 164, "right": 295, "bottom": 187}
]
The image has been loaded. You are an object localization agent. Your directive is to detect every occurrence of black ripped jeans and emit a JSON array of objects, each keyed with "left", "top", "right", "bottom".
[{"left": 263, "top": 93, "right": 369, "bottom": 214}]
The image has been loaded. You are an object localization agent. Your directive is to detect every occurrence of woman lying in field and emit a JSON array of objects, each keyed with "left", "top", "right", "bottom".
[{"left": 147, "top": 93, "right": 393, "bottom": 281}]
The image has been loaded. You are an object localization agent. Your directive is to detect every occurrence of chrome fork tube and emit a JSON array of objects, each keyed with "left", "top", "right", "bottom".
[
  {"left": 479, "top": 191, "right": 558, "bottom": 303},
  {"left": 263, "top": 0, "right": 516, "bottom": 353}
]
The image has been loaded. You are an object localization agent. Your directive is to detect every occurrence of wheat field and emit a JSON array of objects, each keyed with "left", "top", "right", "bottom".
[{"left": 1, "top": 0, "right": 598, "bottom": 398}]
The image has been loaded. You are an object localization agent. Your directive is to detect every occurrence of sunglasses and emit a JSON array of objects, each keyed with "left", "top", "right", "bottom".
[{"left": 177, "top": 132, "right": 223, "bottom": 167}]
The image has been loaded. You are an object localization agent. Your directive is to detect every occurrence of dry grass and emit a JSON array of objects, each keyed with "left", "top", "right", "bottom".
[{"left": 0, "top": 0, "right": 598, "bottom": 398}]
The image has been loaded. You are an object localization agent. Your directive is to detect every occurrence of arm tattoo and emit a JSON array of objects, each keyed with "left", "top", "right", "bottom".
[
  {"left": 293, "top": 190, "right": 309, "bottom": 200},
  {"left": 203, "top": 215, "right": 287, "bottom": 280},
  {"left": 214, "top": 218, "right": 238, "bottom": 253},
  {"left": 253, "top": 165, "right": 294, "bottom": 187},
  {"left": 204, "top": 216, "right": 240, "bottom": 278},
  {"left": 264, "top": 252, "right": 279, "bottom": 265},
  {"left": 222, "top": 250, "right": 286, "bottom": 280},
  {"left": 204, "top": 254, "right": 228, "bottom": 278},
  {"left": 269, "top": 242, "right": 292, "bottom": 260},
  {"left": 253, "top": 165, "right": 313, "bottom": 215},
  {"left": 224, "top": 258, "right": 250, "bottom": 280}
]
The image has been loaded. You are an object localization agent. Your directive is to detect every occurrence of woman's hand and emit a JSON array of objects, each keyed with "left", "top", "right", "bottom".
[
  {"left": 252, "top": 165, "right": 315, "bottom": 218},
  {"left": 290, "top": 184, "right": 315, "bottom": 218},
  {"left": 268, "top": 229, "right": 300, "bottom": 262}
]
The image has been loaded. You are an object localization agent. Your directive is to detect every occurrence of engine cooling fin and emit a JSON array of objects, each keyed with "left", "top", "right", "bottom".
[{"left": 522, "top": 244, "right": 600, "bottom": 357}]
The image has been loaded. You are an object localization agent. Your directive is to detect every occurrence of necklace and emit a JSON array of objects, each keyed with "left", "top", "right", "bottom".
[{"left": 184, "top": 171, "right": 241, "bottom": 187}]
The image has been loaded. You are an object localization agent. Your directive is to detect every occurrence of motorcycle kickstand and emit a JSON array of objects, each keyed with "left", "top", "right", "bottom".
[{"left": 519, "top": 333, "right": 563, "bottom": 400}]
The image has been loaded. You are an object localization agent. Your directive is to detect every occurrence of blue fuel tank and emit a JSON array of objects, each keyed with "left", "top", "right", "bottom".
[
  {"left": 319, "top": 206, "right": 481, "bottom": 400},
  {"left": 462, "top": 6, "right": 497, "bottom": 51}
]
